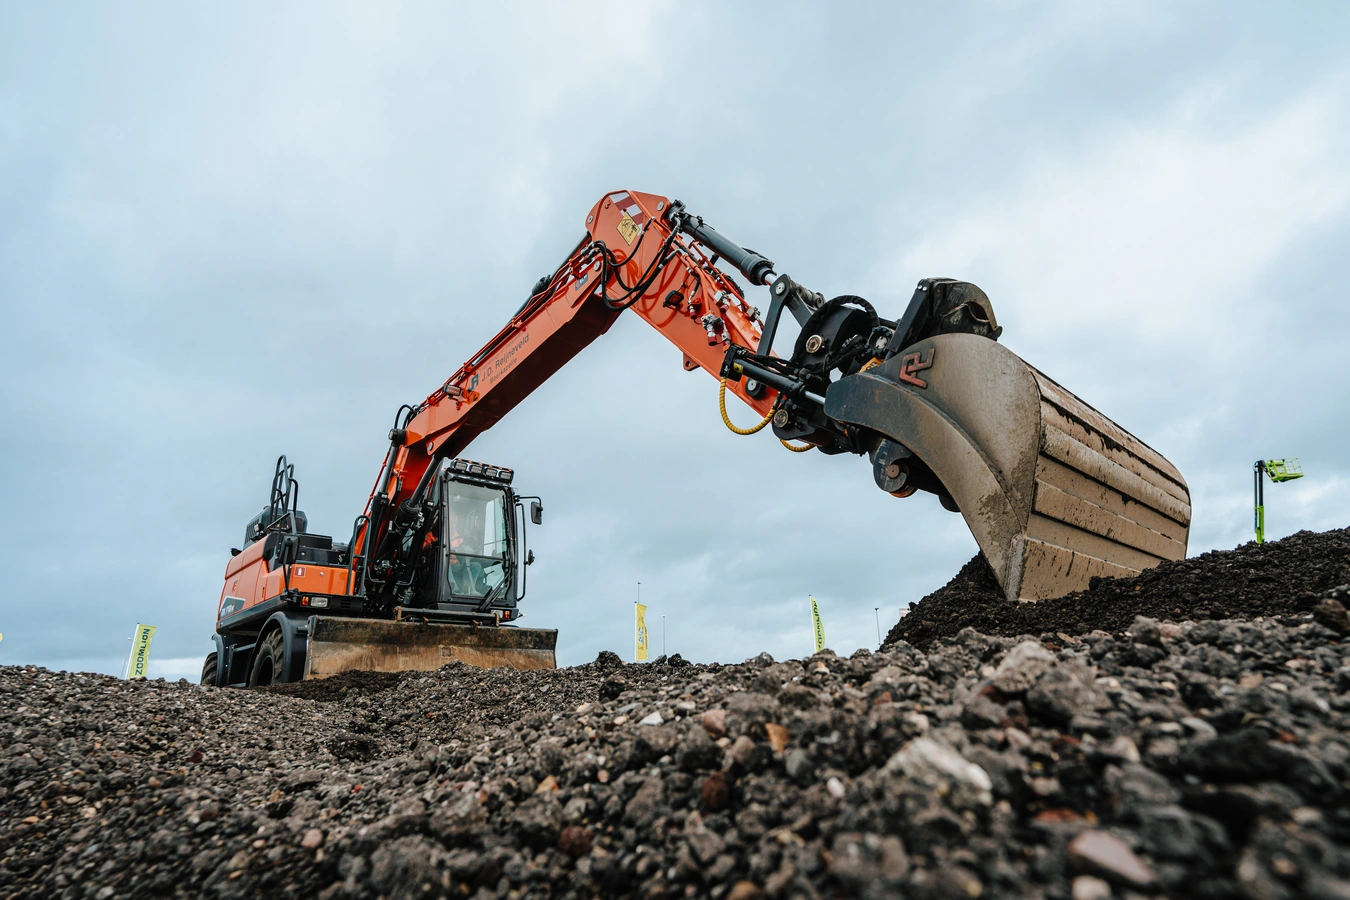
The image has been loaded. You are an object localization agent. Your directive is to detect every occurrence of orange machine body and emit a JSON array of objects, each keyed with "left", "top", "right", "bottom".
[{"left": 216, "top": 539, "right": 352, "bottom": 623}]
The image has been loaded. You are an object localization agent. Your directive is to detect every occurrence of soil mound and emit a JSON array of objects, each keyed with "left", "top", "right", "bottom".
[
  {"left": 262, "top": 669, "right": 402, "bottom": 702},
  {"left": 886, "top": 527, "right": 1350, "bottom": 649}
]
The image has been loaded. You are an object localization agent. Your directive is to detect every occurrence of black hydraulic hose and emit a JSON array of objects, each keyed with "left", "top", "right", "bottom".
[{"left": 597, "top": 226, "right": 682, "bottom": 311}]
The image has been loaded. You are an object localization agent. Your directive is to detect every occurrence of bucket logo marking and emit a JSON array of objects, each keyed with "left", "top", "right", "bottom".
[{"left": 898, "top": 348, "right": 935, "bottom": 388}]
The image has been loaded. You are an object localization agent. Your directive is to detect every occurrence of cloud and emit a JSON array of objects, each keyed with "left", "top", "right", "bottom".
[
  {"left": 889, "top": 79, "right": 1350, "bottom": 355},
  {"left": 2, "top": 3, "right": 1348, "bottom": 676}
]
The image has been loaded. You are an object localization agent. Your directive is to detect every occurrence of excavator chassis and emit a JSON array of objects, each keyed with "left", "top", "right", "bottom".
[{"left": 828, "top": 333, "right": 1191, "bottom": 601}]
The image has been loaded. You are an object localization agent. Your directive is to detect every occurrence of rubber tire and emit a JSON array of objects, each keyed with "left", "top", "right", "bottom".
[
  {"left": 248, "top": 631, "right": 287, "bottom": 687},
  {"left": 200, "top": 652, "right": 218, "bottom": 687}
]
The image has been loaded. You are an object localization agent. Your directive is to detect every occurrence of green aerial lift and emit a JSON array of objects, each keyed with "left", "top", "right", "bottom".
[{"left": 1254, "top": 458, "right": 1303, "bottom": 544}]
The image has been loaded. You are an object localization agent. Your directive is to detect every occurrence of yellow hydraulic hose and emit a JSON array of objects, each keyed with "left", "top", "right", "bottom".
[
  {"left": 718, "top": 378, "right": 814, "bottom": 452},
  {"left": 718, "top": 378, "right": 773, "bottom": 434}
]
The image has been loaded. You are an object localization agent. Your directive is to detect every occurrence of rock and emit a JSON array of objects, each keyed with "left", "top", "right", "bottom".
[
  {"left": 1313, "top": 598, "right": 1350, "bottom": 634},
  {"left": 725, "top": 691, "right": 780, "bottom": 735},
  {"left": 728, "top": 735, "right": 757, "bottom": 767},
  {"left": 513, "top": 794, "right": 563, "bottom": 849},
  {"left": 1129, "top": 616, "right": 1164, "bottom": 646},
  {"left": 1067, "top": 829, "right": 1156, "bottom": 889},
  {"left": 429, "top": 793, "right": 486, "bottom": 843},
  {"left": 281, "top": 768, "right": 323, "bottom": 790},
  {"left": 764, "top": 722, "right": 789, "bottom": 753},
  {"left": 557, "top": 825, "right": 591, "bottom": 858},
  {"left": 827, "top": 832, "right": 909, "bottom": 888},
  {"left": 779, "top": 683, "right": 822, "bottom": 709},
  {"left": 784, "top": 748, "right": 813, "bottom": 785},
  {"left": 1180, "top": 716, "right": 1218, "bottom": 739},
  {"left": 990, "top": 641, "right": 1056, "bottom": 693},
  {"left": 675, "top": 725, "right": 723, "bottom": 772},
  {"left": 701, "top": 708, "right": 727, "bottom": 738},
  {"left": 639, "top": 710, "right": 663, "bottom": 726},
  {"left": 1099, "top": 735, "right": 1141, "bottom": 764},
  {"left": 1027, "top": 661, "right": 1108, "bottom": 725},
  {"left": 1106, "top": 763, "right": 1181, "bottom": 813},
  {"left": 623, "top": 776, "right": 663, "bottom": 828},
  {"left": 701, "top": 771, "right": 731, "bottom": 812},
  {"left": 593, "top": 650, "right": 624, "bottom": 670},
  {"left": 600, "top": 674, "right": 628, "bottom": 700},
  {"left": 300, "top": 829, "right": 324, "bottom": 850},
  {"left": 562, "top": 796, "right": 588, "bottom": 823},
  {"left": 686, "top": 828, "right": 726, "bottom": 865},
  {"left": 1179, "top": 728, "right": 1295, "bottom": 782},
  {"left": 884, "top": 738, "right": 992, "bottom": 809},
  {"left": 959, "top": 693, "right": 1005, "bottom": 729},
  {"left": 1071, "top": 875, "right": 1112, "bottom": 900},
  {"left": 726, "top": 882, "right": 764, "bottom": 900}
]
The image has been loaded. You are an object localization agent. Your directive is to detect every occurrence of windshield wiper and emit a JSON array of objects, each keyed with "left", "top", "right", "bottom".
[{"left": 473, "top": 568, "right": 509, "bottom": 613}]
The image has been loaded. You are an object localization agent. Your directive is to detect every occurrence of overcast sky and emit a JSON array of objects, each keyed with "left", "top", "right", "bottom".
[{"left": 3, "top": 2, "right": 1348, "bottom": 679}]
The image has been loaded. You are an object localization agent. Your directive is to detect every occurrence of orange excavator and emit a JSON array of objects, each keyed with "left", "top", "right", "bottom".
[{"left": 204, "top": 190, "right": 1193, "bottom": 686}]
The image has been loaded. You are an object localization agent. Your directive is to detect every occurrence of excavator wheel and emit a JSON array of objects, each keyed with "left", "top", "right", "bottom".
[
  {"left": 248, "top": 631, "right": 287, "bottom": 687},
  {"left": 201, "top": 652, "right": 218, "bottom": 687}
]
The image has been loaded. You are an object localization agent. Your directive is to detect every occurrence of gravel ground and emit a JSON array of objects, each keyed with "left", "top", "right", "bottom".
[
  {"left": 4, "top": 532, "right": 1350, "bottom": 899},
  {"left": 886, "top": 528, "right": 1350, "bottom": 650}
]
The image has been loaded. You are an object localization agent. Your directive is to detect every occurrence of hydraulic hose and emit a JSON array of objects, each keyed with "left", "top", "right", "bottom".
[
  {"left": 718, "top": 378, "right": 773, "bottom": 434},
  {"left": 718, "top": 377, "right": 815, "bottom": 452}
]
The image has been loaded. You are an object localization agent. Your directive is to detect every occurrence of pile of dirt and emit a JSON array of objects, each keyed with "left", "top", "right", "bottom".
[
  {"left": 263, "top": 670, "right": 402, "bottom": 703},
  {"left": 886, "top": 527, "right": 1350, "bottom": 650}
]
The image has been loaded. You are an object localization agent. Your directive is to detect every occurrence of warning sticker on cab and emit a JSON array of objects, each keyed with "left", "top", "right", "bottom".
[{"left": 616, "top": 212, "right": 639, "bottom": 245}]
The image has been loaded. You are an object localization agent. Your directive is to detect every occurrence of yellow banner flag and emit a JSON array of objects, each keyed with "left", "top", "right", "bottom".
[
  {"left": 128, "top": 624, "right": 157, "bottom": 679},
  {"left": 810, "top": 596, "right": 826, "bottom": 653},
  {"left": 635, "top": 603, "right": 649, "bottom": 662}
]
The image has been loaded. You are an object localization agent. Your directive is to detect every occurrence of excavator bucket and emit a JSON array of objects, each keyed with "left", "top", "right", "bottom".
[
  {"left": 303, "top": 617, "right": 558, "bottom": 678},
  {"left": 828, "top": 332, "right": 1191, "bottom": 602}
]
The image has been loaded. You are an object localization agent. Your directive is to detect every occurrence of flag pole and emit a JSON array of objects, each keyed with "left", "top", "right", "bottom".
[{"left": 120, "top": 634, "right": 134, "bottom": 680}]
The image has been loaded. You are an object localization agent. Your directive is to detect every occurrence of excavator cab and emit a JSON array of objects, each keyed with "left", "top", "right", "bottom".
[
  {"left": 206, "top": 456, "right": 556, "bottom": 688},
  {"left": 403, "top": 461, "right": 529, "bottom": 620}
]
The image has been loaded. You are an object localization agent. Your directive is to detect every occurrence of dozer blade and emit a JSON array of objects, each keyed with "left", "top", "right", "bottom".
[
  {"left": 828, "top": 333, "right": 1191, "bottom": 602},
  {"left": 303, "top": 616, "right": 558, "bottom": 678}
]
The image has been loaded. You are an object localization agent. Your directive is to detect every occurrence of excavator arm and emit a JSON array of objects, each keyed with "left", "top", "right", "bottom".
[
  {"left": 355, "top": 190, "right": 1192, "bottom": 611},
  {"left": 354, "top": 191, "right": 785, "bottom": 608}
]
